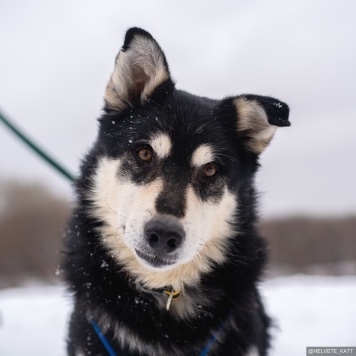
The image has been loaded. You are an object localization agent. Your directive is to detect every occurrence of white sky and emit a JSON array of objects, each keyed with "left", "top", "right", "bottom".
[{"left": 0, "top": 0, "right": 355, "bottom": 217}]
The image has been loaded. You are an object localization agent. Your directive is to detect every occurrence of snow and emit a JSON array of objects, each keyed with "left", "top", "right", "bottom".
[
  {"left": 0, "top": 285, "right": 71, "bottom": 356},
  {"left": 263, "top": 276, "right": 356, "bottom": 355},
  {"left": 0, "top": 275, "right": 355, "bottom": 355}
]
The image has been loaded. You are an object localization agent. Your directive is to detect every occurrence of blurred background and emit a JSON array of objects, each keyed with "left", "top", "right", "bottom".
[{"left": 0, "top": 0, "right": 355, "bottom": 355}]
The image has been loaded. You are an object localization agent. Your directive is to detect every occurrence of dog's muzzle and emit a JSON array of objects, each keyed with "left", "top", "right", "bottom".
[{"left": 135, "top": 217, "right": 185, "bottom": 268}]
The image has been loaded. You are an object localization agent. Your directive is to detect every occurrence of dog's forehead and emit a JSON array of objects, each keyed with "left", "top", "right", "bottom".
[
  {"left": 149, "top": 132, "right": 172, "bottom": 159},
  {"left": 147, "top": 128, "right": 224, "bottom": 170},
  {"left": 144, "top": 99, "right": 230, "bottom": 163},
  {"left": 191, "top": 144, "right": 215, "bottom": 167},
  {"left": 105, "top": 90, "right": 236, "bottom": 164}
]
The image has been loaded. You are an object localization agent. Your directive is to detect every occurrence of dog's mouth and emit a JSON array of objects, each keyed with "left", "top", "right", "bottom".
[{"left": 135, "top": 249, "right": 176, "bottom": 268}]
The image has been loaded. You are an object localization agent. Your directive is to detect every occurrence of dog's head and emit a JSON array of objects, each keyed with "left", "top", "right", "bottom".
[{"left": 88, "top": 28, "right": 290, "bottom": 289}]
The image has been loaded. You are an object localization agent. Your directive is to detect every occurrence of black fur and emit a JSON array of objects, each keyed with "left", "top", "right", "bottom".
[{"left": 62, "top": 27, "right": 290, "bottom": 356}]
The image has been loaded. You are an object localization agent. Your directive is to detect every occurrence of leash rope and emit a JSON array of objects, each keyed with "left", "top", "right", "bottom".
[{"left": 0, "top": 109, "right": 74, "bottom": 182}]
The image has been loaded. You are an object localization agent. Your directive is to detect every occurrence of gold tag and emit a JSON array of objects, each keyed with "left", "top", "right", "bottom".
[{"left": 165, "top": 290, "right": 180, "bottom": 310}]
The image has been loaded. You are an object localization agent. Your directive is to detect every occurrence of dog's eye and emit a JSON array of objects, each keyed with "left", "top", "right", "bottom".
[
  {"left": 202, "top": 163, "right": 218, "bottom": 177},
  {"left": 137, "top": 147, "right": 153, "bottom": 162}
]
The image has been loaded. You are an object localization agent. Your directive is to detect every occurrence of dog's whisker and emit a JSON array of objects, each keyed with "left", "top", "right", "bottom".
[
  {"left": 114, "top": 226, "right": 124, "bottom": 239},
  {"left": 105, "top": 190, "right": 118, "bottom": 215},
  {"left": 194, "top": 249, "right": 211, "bottom": 269},
  {"left": 199, "top": 238, "right": 208, "bottom": 247},
  {"left": 198, "top": 240, "right": 212, "bottom": 256},
  {"left": 199, "top": 238, "right": 214, "bottom": 257},
  {"left": 104, "top": 193, "right": 130, "bottom": 220}
]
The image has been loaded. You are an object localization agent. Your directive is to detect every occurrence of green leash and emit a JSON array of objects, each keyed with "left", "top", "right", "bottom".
[{"left": 0, "top": 109, "right": 74, "bottom": 182}]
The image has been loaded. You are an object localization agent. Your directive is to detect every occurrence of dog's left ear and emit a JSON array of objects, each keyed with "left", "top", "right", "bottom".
[
  {"left": 105, "top": 27, "right": 171, "bottom": 110},
  {"left": 234, "top": 95, "right": 290, "bottom": 154}
]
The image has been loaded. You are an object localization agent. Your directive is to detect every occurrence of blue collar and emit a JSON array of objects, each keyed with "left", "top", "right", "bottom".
[{"left": 91, "top": 313, "right": 231, "bottom": 356}]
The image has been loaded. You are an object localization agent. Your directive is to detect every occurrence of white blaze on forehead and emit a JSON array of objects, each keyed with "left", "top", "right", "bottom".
[
  {"left": 149, "top": 133, "right": 172, "bottom": 159},
  {"left": 191, "top": 144, "right": 215, "bottom": 167}
]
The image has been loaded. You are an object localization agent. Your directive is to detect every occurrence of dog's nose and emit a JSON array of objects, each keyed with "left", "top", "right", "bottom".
[{"left": 144, "top": 219, "right": 185, "bottom": 253}]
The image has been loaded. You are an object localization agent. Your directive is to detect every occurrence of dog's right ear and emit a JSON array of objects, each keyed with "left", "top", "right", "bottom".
[
  {"left": 105, "top": 28, "right": 171, "bottom": 110},
  {"left": 234, "top": 95, "right": 290, "bottom": 154}
]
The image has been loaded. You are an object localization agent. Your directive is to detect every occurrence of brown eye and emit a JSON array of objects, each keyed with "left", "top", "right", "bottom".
[
  {"left": 203, "top": 163, "right": 217, "bottom": 177},
  {"left": 137, "top": 147, "right": 153, "bottom": 162}
]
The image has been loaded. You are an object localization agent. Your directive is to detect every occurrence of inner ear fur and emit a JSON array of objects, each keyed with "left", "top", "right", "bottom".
[
  {"left": 234, "top": 95, "right": 290, "bottom": 154},
  {"left": 105, "top": 27, "right": 171, "bottom": 110}
]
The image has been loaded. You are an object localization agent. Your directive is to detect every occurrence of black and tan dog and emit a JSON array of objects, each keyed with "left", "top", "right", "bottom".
[{"left": 63, "top": 27, "right": 290, "bottom": 356}]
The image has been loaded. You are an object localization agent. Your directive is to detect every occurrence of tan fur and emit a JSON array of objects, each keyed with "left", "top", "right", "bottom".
[
  {"left": 105, "top": 36, "right": 169, "bottom": 110},
  {"left": 235, "top": 97, "right": 277, "bottom": 153},
  {"left": 149, "top": 133, "right": 172, "bottom": 158},
  {"left": 191, "top": 144, "right": 215, "bottom": 167}
]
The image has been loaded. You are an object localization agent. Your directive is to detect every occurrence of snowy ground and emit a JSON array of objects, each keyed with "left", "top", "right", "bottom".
[{"left": 0, "top": 275, "right": 355, "bottom": 356}]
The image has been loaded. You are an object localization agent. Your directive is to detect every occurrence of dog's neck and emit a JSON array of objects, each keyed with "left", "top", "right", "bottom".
[{"left": 133, "top": 280, "right": 181, "bottom": 311}]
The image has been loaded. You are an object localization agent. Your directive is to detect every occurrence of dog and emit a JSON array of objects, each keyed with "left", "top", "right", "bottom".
[{"left": 62, "top": 27, "right": 290, "bottom": 356}]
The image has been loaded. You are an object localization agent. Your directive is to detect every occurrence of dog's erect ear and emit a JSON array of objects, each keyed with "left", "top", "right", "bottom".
[
  {"left": 234, "top": 95, "right": 290, "bottom": 154},
  {"left": 105, "top": 28, "right": 171, "bottom": 110}
]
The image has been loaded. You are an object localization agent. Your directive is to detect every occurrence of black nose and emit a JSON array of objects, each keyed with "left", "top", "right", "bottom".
[{"left": 144, "top": 219, "right": 185, "bottom": 254}]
